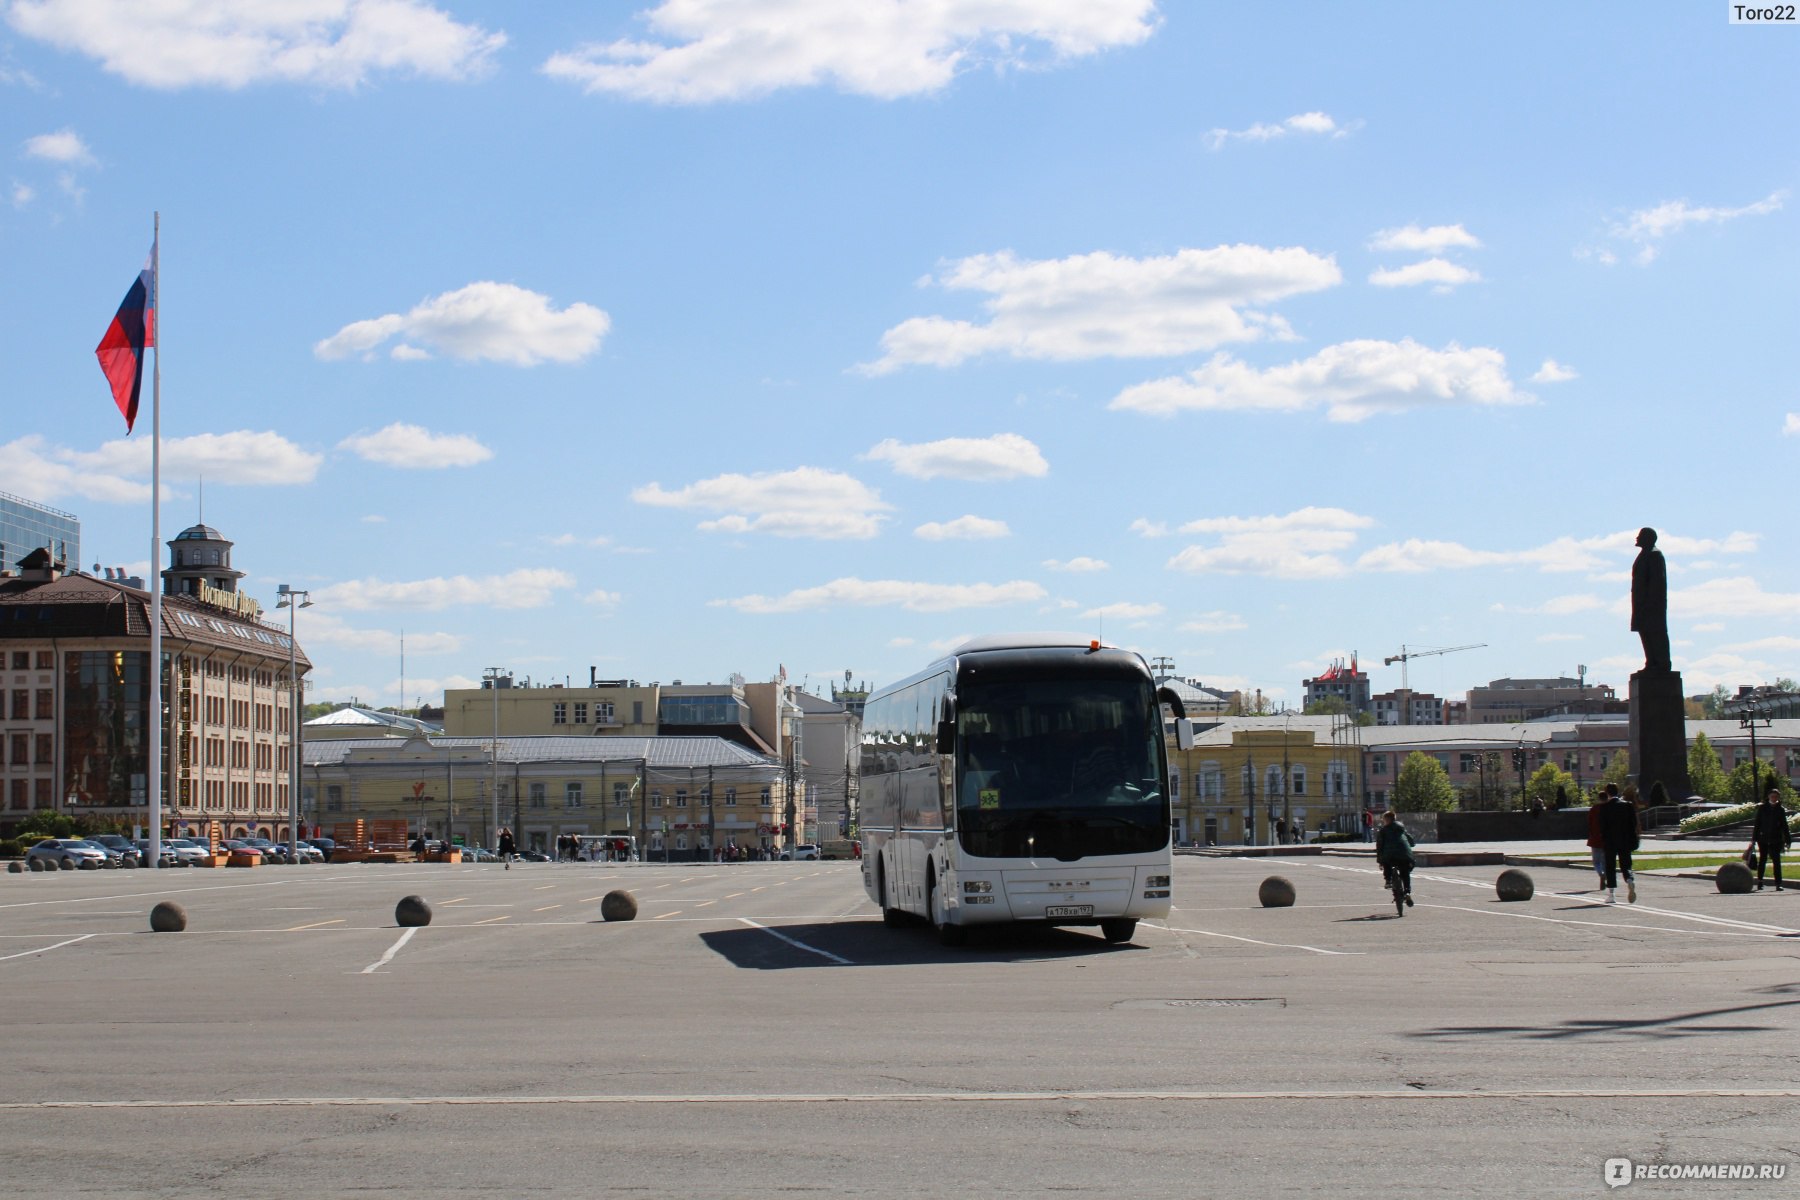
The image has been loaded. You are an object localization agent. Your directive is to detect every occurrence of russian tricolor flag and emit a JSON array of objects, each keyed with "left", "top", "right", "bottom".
[{"left": 96, "top": 248, "right": 156, "bottom": 432}]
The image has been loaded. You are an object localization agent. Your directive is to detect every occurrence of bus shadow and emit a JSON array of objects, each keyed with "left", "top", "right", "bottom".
[{"left": 699, "top": 919, "right": 1140, "bottom": 969}]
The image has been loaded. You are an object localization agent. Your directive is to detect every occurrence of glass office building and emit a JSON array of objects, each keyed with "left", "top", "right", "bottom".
[{"left": 0, "top": 491, "right": 80, "bottom": 570}]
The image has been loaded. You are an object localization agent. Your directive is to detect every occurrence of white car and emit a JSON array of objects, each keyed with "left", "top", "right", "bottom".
[
  {"left": 154, "top": 839, "right": 211, "bottom": 865},
  {"left": 25, "top": 838, "right": 108, "bottom": 870},
  {"left": 787, "top": 843, "right": 821, "bottom": 861}
]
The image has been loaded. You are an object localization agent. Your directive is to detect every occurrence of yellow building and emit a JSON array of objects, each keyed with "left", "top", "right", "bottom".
[{"left": 1168, "top": 716, "right": 1365, "bottom": 846}]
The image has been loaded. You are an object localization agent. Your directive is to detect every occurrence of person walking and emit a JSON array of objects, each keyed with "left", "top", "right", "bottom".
[
  {"left": 498, "top": 826, "right": 516, "bottom": 870},
  {"left": 1599, "top": 783, "right": 1641, "bottom": 904},
  {"left": 1749, "top": 786, "right": 1792, "bottom": 891},
  {"left": 1585, "top": 790, "right": 1608, "bottom": 892},
  {"left": 1375, "top": 809, "right": 1415, "bottom": 909}
]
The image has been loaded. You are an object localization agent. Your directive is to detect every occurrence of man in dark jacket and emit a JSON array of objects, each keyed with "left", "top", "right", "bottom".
[
  {"left": 1599, "top": 783, "right": 1641, "bottom": 904},
  {"left": 1375, "top": 810, "right": 1415, "bottom": 907},
  {"left": 1750, "top": 786, "right": 1792, "bottom": 891}
]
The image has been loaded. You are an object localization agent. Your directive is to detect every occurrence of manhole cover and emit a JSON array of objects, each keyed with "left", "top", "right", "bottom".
[{"left": 1112, "top": 997, "right": 1287, "bottom": 1010}]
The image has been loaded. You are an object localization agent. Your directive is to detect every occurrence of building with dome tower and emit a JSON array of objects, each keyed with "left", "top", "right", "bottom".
[{"left": 0, "top": 521, "right": 308, "bottom": 840}]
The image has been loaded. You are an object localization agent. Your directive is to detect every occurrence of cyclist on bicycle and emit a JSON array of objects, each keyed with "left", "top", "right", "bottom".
[{"left": 1375, "top": 809, "right": 1415, "bottom": 908}]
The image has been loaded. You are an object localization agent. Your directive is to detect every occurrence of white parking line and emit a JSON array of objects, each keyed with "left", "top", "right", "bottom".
[
  {"left": 0, "top": 934, "right": 95, "bottom": 962},
  {"left": 735, "top": 917, "right": 853, "bottom": 965},
  {"left": 361, "top": 927, "right": 417, "bottom": 974},
  {"left": 1153, "top": 923, "right": 1357, "bottom": 956}
]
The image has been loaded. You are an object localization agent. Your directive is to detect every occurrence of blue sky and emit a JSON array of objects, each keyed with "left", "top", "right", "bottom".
[{"left": 2, "top": 1, "right": 1795, "bottom": 710}]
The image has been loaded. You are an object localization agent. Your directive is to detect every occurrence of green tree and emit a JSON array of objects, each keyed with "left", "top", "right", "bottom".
[
  {"left": 14, "top": 810, "right": 76, "bottom": 839},
  {"left": 1726, "top": 761, "right": 1797, "bottom": 808},
  {"left": 1686, "top": 732, "right": 1728, "bottom": 803},
  {"left": 1304, "top": 696, "right": 1349, "bottom": 716},
  {"left": 1600, "top": 749, "right": 1632, "bottom": 793},
  {"left": 1525, "top": 761, "right": 1580, "bottom": 810},
  {"left": 1393, "top": 751, "right": 1458, "bottom": 813},
  {"left": 1701, "top": 684, "right": 1732, "bottom": 719}
]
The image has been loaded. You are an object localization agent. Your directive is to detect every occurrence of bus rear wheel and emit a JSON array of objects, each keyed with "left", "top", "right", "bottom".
[
  {"left": 928, "top": 870, "right": 967, "bottom": 947},
  {"left": 1100, "top": 918, "right": 1137, "bottom": 945}
]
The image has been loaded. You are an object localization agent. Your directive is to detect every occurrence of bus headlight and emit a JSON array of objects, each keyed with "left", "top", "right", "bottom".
[
  {"left": 963, "top": 880, "right": 992, "bottom": 894},
  {"left": 1146, "top": 875, "right": 1170, "bottom": 888}
]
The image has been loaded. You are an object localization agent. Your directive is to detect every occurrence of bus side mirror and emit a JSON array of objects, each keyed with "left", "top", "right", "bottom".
[
  {"left": 936, "top": 720, "right": 956, "bottom": 755},
  {"left": 1175, "top": 718, "right": 1195, "bottom": 751}
]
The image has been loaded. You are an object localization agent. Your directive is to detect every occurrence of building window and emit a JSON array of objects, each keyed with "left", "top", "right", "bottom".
[
  {"left": 9, "top": 733, "right": 24, "bottom": 765},
  {"left": 12, "top": 689, "right": 27, "bottom": 719},
  {"left": 35, "top": 651, "right": 53, "bottom": 669},
  {"left": 9, "top": 651, "right": 26, "bottom": 670},
  {"left": 552, "top": 703, "right": 567, "bottom": 725},
  {"left": 1169, "top": 770, "right": 1181, "bottom": 801},
  {"left": 760, "top": 786, "right": 771, "bottom": 805},
  {"left": 1372, "top": 755, "right": 1387, "bottom": 776},
  {"left": 1292, "top": 766, "right": 1306, "bottom": 795},
  {"left": 614, "top": 783, "right": 630, "bottom": 807},
  {"left": 1265, "top": 765, "right": 1283, "bottom": 797},
  {"left": 326, "top": 785, "right": 343, "bottom": 812},
  {"left": 529, "top": 783, "right": 547, "bottom": 809},
  {"left": 565, "top": 782, "right": 583, "bottom": 808},
  {"left": 725, "top": 787, "right": 737, "bottom": 807},
  {"left": 674, "top": 788, "right": 688, "bottom": 808},
  {"left": 9, "top": 778, "right": 25, "bottom": 809},
  {"left": 599, "top": 702, "right": 615, "bottom": 722},
  {"left": 574, "top": 703, "right": 587, "bottom": 724},
  {"left": 651, "top": 790, "right": 663, "bottom": 808},
  {"left": 35, "top": 733, "right": 52, "bottom": 764}
]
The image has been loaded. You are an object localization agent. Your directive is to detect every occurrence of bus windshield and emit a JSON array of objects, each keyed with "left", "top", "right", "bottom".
[{"left": 954, "top": 675, "right": 1167, "bottom": 860}]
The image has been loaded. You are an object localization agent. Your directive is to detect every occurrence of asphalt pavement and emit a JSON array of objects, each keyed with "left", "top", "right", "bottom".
[{"left": 2, "top": 854, "right": 1796, "bottom": 1197}]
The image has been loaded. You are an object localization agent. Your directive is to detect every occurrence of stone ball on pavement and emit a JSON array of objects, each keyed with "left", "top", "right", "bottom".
[
  {"left": 7, "top": 860, "right": 21, "bottom": 873},
  {"left": 1495, "top": 868, "right": 1535, "bottom": 902},
  {"left": 395, "top": 895, "right": 433, "bottom": 926},
  {"left": 1715, "top": 860, "right": 1755, "bottom": 895},
  {"left": 1258, "top": 875, "right": 1296, "bottom": 907},
  {"left": 150, "top": 900, "right": 187, "bottom": 932},
  {"left": 600, "top": 890, "right": 638, "bottom": 922},
  {"left": 59, "top": 857, "right": 75, "bottom": 871}
]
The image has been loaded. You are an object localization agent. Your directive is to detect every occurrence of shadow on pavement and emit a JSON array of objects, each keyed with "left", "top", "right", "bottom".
[
  {"left": 1407, "top": 998, "right": 1800, "bottom": 1042},
  {"left": 699, "top": 918, "right": 1138, "bottom": 969}
]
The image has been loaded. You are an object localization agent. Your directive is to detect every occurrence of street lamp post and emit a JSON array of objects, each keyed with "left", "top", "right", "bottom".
[
  {"left": 276, "top": 585, "right": 312, "bottom": 857},
  {"left": 1740, "top": 699, "right": 1772, "bottom": 800},
  {"left": 483, "top": 667, "right": 507, "bottom": 845}
]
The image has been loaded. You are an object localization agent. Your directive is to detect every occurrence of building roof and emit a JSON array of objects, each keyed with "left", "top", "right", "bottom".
[
  {"left": 173, "top": 523, "right": 226, "bottom": 542},
  {"left": 302, "top": 734, "right": 783, "bottom": 771},
  {"left": 0, "top": 568, "right": 309, "bottom": 666},
  {"left": 305, "top": 705, "right": 443, "bottom": 734}
]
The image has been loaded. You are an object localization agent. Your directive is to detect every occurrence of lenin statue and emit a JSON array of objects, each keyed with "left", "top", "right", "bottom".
[{"left": 1631, "top": 527, "right": 1671, "bottom": 673}]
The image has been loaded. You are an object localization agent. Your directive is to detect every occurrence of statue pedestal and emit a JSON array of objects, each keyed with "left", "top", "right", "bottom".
[{"left": 1629, "top": 670, "right": 1692, "bottom": 803}]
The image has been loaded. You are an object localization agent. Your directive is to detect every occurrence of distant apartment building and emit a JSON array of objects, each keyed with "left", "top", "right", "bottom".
[
  {"left": 1371, "top": 689, "right": 1451, "bottom": 726},
  {"left": 1, "top": 490, "right": 79, "bottom": 573},
  {"left": 1466, "top": 677, "right": 1617, "bottom": 723},
  {"left": 1303, "top": 658, "right": 1371, "bottom": 716}
]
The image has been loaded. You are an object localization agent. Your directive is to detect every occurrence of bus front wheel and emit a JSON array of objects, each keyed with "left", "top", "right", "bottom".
[
  {"left": 928, "top": 869, "right": 967, "bottom": 947},
  {"left": 1100, "top": 918, "right": 1137, "bottom": 945}
]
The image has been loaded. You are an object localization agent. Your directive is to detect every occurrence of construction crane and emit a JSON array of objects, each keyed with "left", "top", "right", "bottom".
[{"left": 1383, "top": 643, "right": 1486, "bottom": 694}]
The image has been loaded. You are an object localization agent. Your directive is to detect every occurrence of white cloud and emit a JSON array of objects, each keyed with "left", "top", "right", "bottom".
[
  {"left": 716, "top": 577, "right": 1047, "bottom": 614},
  {"left": 1110, "top": 339, "right": 1529, "bottom": 423},
  {"left": 632, "top": 466, "right": 890, "bottom": 539},
  {"left": 315, "top": 567, "right": 576, "bottom": 612},
  {"left": 1368, "top": 224, "right": 1481, "bottom": 253},
  {"left": 1082, "top": 601, "right": 1164, "bottom": 621},
  {"left": 548, "top": 534, "right": 613, "bottom": 548},
  {"left": 1532, "top": 359, "right": 1578, "bottom": 383},
  {"left": 1128, "top": 518, "right": 1169, "bottom": 538},
  {"left": 1206, "top": 110, "right": 1358, "bottom": 149},
  {"left": 338, "top": 422, "right": 492, "bottom": 469},
  {"left": 296, "top": 612, "right": 461, "bottom": 656},
  {"left": 11, "top": 181, "right": 34, "bottom": 207},
  {"left": 1357, "top": 529, "right": 1757, "bottom": 575},
  {"left": 1355, "top": 539, "right": 1515, "bottom": 573},
  {"left": 0, "top": 430, "right": 322, "bottom": 504},
  {"left": 5, "top": 0, "right": 506, "bottom": 89},
  {"left": 915, "top": 515, "right": 1010, "bottom": 540},
  {"left": 23, "top": 127, "right": 93, "bottom": 164},
  {"left": 315, "top": 282, "right": 610, "bottom": 365},
  {"left": 1044, "top": 556, "right": 1109, "bottom": 572},
  {"left": 584, "top": 588, "right": 622, "bottom": 608},
  {"left": 1603, "top": 190, "right": 1786, "bottom": 264},
  {"left": 865, "top": 432, "right": 1047, "bottom": 480},
  {"left": 1784, "top": 414, "right": 1800, "bottom": 437},
  {"left": 862, "top": 245, "right": 1340, "bottom": 373},
  {"left": 1179, "top": 611, "right": 1247, "bottom": 633},
  {"left": 1165, "top": 508, "right": 1371, "bottom": 579},
  {"left": 1367, "top": 258, "right": 1482, "bottom": 290},
  {"left": 1670, "top": 576, "right": 1800, "bottom": 621},
  {"left": 541, "top": 0, "right": 1158, "bottom": 103}
]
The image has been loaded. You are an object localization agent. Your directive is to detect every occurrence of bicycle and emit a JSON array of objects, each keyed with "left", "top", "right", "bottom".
[{"left": 1383, "top": 863, "right": 1412, "bottom": 917}]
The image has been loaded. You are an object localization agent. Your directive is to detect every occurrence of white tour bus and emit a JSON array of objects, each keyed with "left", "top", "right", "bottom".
[{"left": 859, "top": 634, "right": 1192, "bottom": 946}]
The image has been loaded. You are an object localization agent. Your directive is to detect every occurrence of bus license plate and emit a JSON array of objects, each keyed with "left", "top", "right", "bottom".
[{"left": 1045, "top": 904, "right": 1093, "bottom": 918}]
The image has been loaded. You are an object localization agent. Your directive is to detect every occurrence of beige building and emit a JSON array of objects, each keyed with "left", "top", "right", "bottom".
[
  {"left": 1168, "top": 717, "right": 1363, "bottom": 845},
  {"left": 301, "top": 733, "right": 805, "bottom": 858},
  {"left": 1, "top": 525, "right": 309, "bottom": 840}
]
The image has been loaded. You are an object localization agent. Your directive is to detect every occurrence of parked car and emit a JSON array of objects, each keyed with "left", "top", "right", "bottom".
[
  {"left": 305, "top": 837, "right": 338, "bottom": 861},
  {"left": 130, "top": 840, "right": 182, "bottom": 867},
  {"left": 280, "top": 841, "right": 324, "bottom": 863},
  {"left": 237, "top": 836, "right": 288, "bottom": 862},
  {"left": 150, "top": 838, "right": 208, "bottom": 866},
  {"left": 85, "top": 834, "right": 145, "bottom": 867},
  {"left": 787, "top": 843, "right": 821, "bottom": 861},
  {"left": 25, "top": 838, "right": 108, "bottom": 870},
  {"left": 220, "top": 839, "right": 265, "bottom": 860}
]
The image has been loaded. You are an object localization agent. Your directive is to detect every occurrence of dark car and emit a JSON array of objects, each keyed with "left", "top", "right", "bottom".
[
  {"left": 84, "top": 834, "right": 145, "bottom": 867},
  {"left": 305, "top": 837, "right": 338, "bottom": 862}
]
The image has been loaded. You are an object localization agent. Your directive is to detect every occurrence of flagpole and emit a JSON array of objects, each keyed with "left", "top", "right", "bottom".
[{"left": 148, "top": 212, "right": 163, "bottom": 867}]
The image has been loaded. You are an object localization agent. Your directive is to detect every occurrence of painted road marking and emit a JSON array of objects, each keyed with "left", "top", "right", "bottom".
[
  {"left": 10, "top": 1086, "right": 1797, "bottom": 1111},
  {"left": 286, "top": 919, "right": 346, "bottom": 931},
  {"left": 735, "top": 917, "right": 852, "bottom": 965},
  {"left": 0, "top": 934, "right": 96, "bottom": 962},
  {"left": 1154, "top": 923, "right": 1357, "bottom": 956},
  {"left": 361, "top": 927, "right": 417, "bottom": 974}
]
